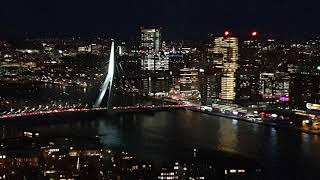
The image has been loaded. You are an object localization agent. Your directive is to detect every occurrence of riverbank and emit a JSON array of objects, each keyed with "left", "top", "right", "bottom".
[{"left": 188, "top": 107, "right": 320, "bottom": 135}]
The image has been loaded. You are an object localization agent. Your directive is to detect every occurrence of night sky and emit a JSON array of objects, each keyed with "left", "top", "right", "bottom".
[{"left": 0, "top": 0, "right": 318, "bottom": 40}]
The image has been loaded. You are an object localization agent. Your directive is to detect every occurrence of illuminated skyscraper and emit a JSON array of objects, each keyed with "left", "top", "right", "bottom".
[
  {"left": 140, "top": 28, "right": 170, "bottom": 95},
  {"left": 141, "top": 28, "right": 161, "bottom": 54},
  {"left": 140, "top": 28, "right": 168, "bottom": 71},
  {"left": 213, "top": 37, "right": 239, "bottom": 101}
]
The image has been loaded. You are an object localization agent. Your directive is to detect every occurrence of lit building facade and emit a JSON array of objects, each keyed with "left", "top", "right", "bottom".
[
  {"left": 170, "top": 68, "right": 200, "bottom": 100},
  {"left": 259, "top": 72, "right": 290, "bottom": 100},
  {"left": 213, "top": 37, "right": 239, "bottom": 101},
  {"left": 141, "top": 28, "right": 161, "bottom": 54},
  {"left": 140, "top": 28, "right": 170, "bottom": 95},
  {"left": 259, "top": 73, "right": 275, "bottom": 99},
  {"left": 142, "top": 54, "right": 169, "bottom": 71},
  {"left": 179, "top": 68, "right": 199, "bottom": 92},
  {"left": 273, "top": 72, "right": 290, "bottom": 97},
  {"left": 140, "top": 28, "right": 168, "bottom": 71}
]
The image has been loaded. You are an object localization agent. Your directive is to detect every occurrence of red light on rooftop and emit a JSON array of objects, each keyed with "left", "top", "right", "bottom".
[
  {"left": 251, "top": 31, "right": 258, "bottom": 37},
  {"left": 224, "top": 31, "right": 230, "bottom": 36}
]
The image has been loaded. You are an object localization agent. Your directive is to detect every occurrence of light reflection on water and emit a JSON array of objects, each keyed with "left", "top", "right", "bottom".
[
  {"left": 217, "top": 120, "right": 238, "bottom": 153},
  {"left": 98, "top": 120, "right": 121, "bottom": 147}
]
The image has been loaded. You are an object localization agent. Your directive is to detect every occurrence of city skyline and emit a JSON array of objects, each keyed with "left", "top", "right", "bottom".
[{"left": 2, "top": 20, "right": 320, "bottom": 178}]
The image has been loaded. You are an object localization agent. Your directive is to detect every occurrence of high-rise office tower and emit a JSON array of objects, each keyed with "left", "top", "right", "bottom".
[
  {"left": 141, "top": 28, "right": 161, "bottom": 54},
  {"left": 140, "top": 28, "right": 167, "bottom": 71},
  {"left": 140, "top": 28, "right": 170, "bottom": 95},
  {"left": 213, "top": 37, "right": 239, "bottom": 101},
  {"left": 236, "top": 40, "right": 262, "bottom": 105}
]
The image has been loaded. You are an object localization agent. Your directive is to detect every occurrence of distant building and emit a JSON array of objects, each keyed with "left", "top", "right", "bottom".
[
  {"left": 199, "top": 52, "right": 223, "bottom": 105},
  {"left": 90, "top": 44, "right": 103, "bottom": 55},
  {"left": 117, "top": 42, "right": 127, "bottom": 56},
  {"left": 170, "top": 68, "right": 200, "bottom": 100},
  {"left": 142, "top": 53, "right": 169, "bottom": 71},
  {"left": 78, "top": 46, "right": 91, "bottom": 53},
  {"left": 259, "top": 73, "right": 275, "bottom": 99},
  {"left": 273, "top": 72, "right": 290, "bottom": 98},
  {"left": 291, "top": 72, "right": 320, "bottom": 109},
  {"left": 117, "top": 55, "right": 142, "bottom": 90},
  {"left": 142, "top": 74, "right": 171, "bottom": 96},
  {"left": 199, "top": 73, "right": 219, "bottom": 105},
  {"left": 179, "top": 68, "right": 199, "bottom": 91},
  {"left": 259, "top": 72, "right": 290, "bottom": 100}
]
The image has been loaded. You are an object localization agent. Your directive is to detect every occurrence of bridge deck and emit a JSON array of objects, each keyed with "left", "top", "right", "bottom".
[{"left": 0, "top": 105, "right": 194, "bottom": 120}]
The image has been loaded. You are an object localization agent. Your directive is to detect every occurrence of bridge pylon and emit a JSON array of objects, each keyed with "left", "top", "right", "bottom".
[{"left": 94, "top": 40, "right": 115, "bottom": 109}]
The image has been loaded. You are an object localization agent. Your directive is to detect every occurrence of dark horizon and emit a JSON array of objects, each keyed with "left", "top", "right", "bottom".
[
  {"left": 0, "top": 0, "right": 320, "bottom": 40},
  {"left": 1, "top": 29, "right": 318, "bottom": 42}
]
